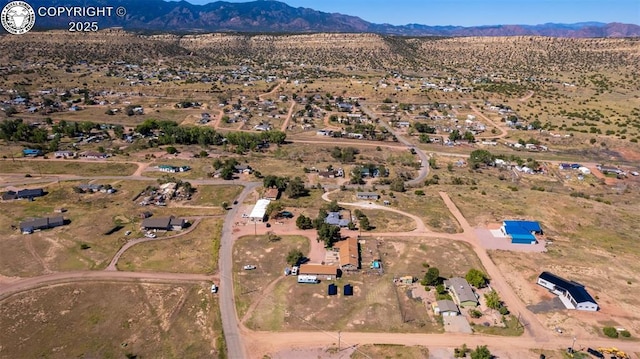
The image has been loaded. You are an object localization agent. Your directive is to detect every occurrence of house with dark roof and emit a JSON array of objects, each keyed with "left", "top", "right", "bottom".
[
  {"left": 537, "top": 271, "right": 598, "bottom": 311},
  {"left": 141, "top": 216, "right": 186, "bottom": 231},
  {"left": 501, "top": 220, "right": 542, "bottom": 244},
  {"left": 3, "top": 188, "right": 46, "bottom": 201},
  {"left": 20, "top": 216, "right": 65, "bottom": 234},
  {"left": 444, "top": 277, "right": 478, "bottom": 307}
]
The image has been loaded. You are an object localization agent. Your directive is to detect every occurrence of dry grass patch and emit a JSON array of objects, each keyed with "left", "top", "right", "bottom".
[
  {"left": 233, "top": 235, "right": 310, "bottom": 320},
  {"left": 356, "top": 208, "right": 416, "bottom": 232},
  {"left": 0, "top": 160, "right": 137, "bottom": 176},
  {"left": 117, "top": 218, "right": 223, "bottom": 274},
  {"left": 351, "top": 344, "right": 429, "bottom": 359},
  {"left": 191, "top": 184, "right": 243, "bottom": 207},
  {"left": 0, "top": 283, "right": 220, "bottom": 359}
]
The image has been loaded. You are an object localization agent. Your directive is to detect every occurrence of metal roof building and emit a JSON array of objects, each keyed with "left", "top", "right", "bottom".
[
  {"left": 537, "top": 271, "right": 598, "bottom": 311},
  {"left": 249, "top": 199, "right": 270, "bottom": 222},
  {"left": 501, "top": 220, "right": 542, "bottom": 244}
]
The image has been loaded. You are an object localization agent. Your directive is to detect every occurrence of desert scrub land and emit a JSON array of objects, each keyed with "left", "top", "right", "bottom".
[{"left": 0, "top": 282, "right": 221, "bottom": 359}]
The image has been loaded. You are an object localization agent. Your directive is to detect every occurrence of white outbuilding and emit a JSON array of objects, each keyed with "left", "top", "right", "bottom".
[{"left": 249, "top": 199, "right": 270, "bottom": 222}]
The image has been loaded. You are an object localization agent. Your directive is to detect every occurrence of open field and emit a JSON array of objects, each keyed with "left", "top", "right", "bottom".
[
  {"left": 351, "top": 344, "right": 429, "bottom": 359},
  {"left": 233, "top": 235, "right": 310, "bottom": 320},
  {"left": 117, "top": 218, "right": 223, "bottom": 274},
  {"left": 328, "top": 189, "right": 460, "bottom": 233},
  {"left": 245, "top": 237, "right": 483, "bottom": 332},
  {"left": 0, "top": 160, "right": 138, "bottom": 176},
  {"left": 191, "top": 184, "right": 244, "bottom": 207},
  {"left": 0, "top": 282, "right": 220, "bottom": 359},
  {"left": 356, "top": 208, "right": 416, "bottom": 232},
  {"left": 0, "top": 180, "right": 212, "bottom": 276}
]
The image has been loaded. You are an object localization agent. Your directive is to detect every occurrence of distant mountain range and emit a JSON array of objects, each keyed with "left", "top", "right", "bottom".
[{"left": 26, "top": 0, "right": 640, "bottom": 37}]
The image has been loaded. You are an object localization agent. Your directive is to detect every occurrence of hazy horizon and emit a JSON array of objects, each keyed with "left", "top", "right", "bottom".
[{"left": 166, "top": 0, "right": 640, "bottom": 26}]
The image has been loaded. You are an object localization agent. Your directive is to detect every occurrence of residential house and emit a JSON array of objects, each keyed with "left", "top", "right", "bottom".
[
  {"left": 444, "top": 277, "right": 478, "bottom": 307},
  {"left": 234, "top": 164, "right": 252, "bottom": 174},
  {"left": 335, "top": 237, "right": 359, "bottom": 271},
  {"left": 500, "top": 220, "right": 542, "bottom": 244},
  {"left": 54, "top": 150, "right": 75, "bottom": 158},
  {"left": 2, "top": 188, "right": 46, "bottom": 201},
  {"left": 263, "top": 187, "right": 279, "bottom": 201},
  {"left": 249, "top": 199, "right": 270, "bottom": 222},
  {"left": 22, "top": 149, "right": 42, "bottom": 157},
  {"left": 78, "top": 184, "right": 104, "bottom": 192},
  {"left": 81, "top": 151, "right": 108, "bottom": 159},
  {"left": 337, "top": 103, "right": 353, "bottom": 112},
  {"left": 254, "top": 124, "right": 272, "bottom": 131},
  {"left": 298, "top": 264, "right": 339, "bottom": 280},
  {"left": 325, "top": 212, "right": 350, "bottom": 227},
  {"left": 20, "top": 216, "right": 65, "bottom": 234},
  {"left": 356, "top": 192, "right": 379, "bottom": 200},
  {"left": 537, "top": 272, "right": 598, "bottom": 311},
  {"left": 141, "top": 215, "right": 186, "bottom": 231},
  {"left": 432, "top": 300, "right": 459, "bottom": 316}
]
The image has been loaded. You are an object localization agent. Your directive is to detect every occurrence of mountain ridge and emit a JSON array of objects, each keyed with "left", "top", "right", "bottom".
[{"left": 24, "top": 0, "right": 640, "bottom": 37}]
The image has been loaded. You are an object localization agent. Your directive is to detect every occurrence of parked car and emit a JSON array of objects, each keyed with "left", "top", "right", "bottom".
[
  {"left": 211, "top": 284, "right": 218, "bottom": 293},
  {"left": 144, "top": 232, "right": 157, "bottom": 238},
  {"left": 243, "top": 265, "right": 257, "bottom": 270}
]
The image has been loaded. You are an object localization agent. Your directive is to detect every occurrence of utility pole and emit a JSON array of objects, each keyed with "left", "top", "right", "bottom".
[
  {"left": 571, "top": 337, "right": 577, "bottom": 355},
  {"left": 338, "top": 331, "right": 341, "bottom": 350}
]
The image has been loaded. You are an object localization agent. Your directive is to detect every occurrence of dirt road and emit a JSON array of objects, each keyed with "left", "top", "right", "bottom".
[{"left": 280, "top": 100, "right": 296, "bottom": 132}]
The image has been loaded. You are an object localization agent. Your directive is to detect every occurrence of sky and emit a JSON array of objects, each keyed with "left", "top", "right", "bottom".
[{"left": 176, "top": 0, "right": 640, "bottom": 26}]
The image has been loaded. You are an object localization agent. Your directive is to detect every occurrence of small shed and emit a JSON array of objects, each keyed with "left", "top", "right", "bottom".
[
  {"left": 343, "top": 284, "right": 353, "bottom": 296},
  {"left": 328, "top": 284, "right": 337, "bottom": 296}
]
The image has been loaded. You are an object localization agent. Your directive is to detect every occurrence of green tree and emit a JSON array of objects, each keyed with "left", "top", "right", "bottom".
[
  {"left": 326, "top": 200, "right": 341, "bottom": 212},
  {"left": 449, "top": 129, "right": 461, "bottom": 142},
  {"left": 286, "top": 249, "right": 304, "bottom": 266},
  {"left": 470, "top": 345, "right": 491, "bottom": 359},
  {"left": 317, "top": 223, "right": 341, "bottom": 247},
  {"left": 285, "top": 177, "right": 308, "bottom": 198},
  {"left": 466, "top": 269, "right": 489, "bottom": 288},
  {"left": 113, "top": 125, "right": 124, "bottom": 139},
  {"left": 166, "top": 146, "right": 178, "bottom": 154},
  {"left": 221, "top": 201, "right": 229, "bottom": 210},
  {"left": 266, "top": 201, "right": 284, "bottom": 216},
  {"left": 423, "top": 267, "right": 440, "bottom": 286},
  {"left": 463, "top": 131, "right": 476, "bottom": 143},
  {"left": 296, "top": 215, "right": 313, "bottom": 230},
  {"left": 484, "top": 290, "right": 501, "bottom": 310},
  {"left": 603, "top": 326, "right": 618, "bottom": 338},
  {"left": 359, "top": 215, "right": 370, "bottom": 231},
  {"left": 469, "top": 149, "right": 495, "bottom": 168},
  {"left": 389, "top": 177, "right": 405, "bottom": 192}
]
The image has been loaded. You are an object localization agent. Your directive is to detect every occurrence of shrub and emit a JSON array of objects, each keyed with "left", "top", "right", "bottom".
[
  {"left": 620, "top": 330, "right": 631, "bottom": 337},
  {"left": 603, "top": 326, "right": 618, "bottom": 338},
  {"left": 469, "top": 309, "right": 482, "bottom": 318}
]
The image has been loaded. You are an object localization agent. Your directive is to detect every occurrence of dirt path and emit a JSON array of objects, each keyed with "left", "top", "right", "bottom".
[
  {"left": 437, "top": 192, "right": 548, "bottom": 340},
  {"left": 0, "top": 270, "right": 212, "bottom": 302},
  {"left": 258, "top": 82, "right": 282, "bottom": 101},
  {"left": 24, "top": 236, "right": 51, "bottom": 274},
  {"left": 469, "top": 105, "right": 509, "bottom": 139},
  {"left": 280, "top": 100, "right": 296, "bottom": 132},
  {"left": 519, "top": 90, "right": 535, "bottom": 102},
  {"left": 321, "top": 189, "right": 425, "bottom": 232},
  {"left": 105, "top": 218, "right": 203, "bottom": 271}
]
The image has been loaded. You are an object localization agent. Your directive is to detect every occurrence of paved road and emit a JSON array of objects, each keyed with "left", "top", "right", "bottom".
[{"left": 218, "top": 182, "right": 260, "bottom": 359}]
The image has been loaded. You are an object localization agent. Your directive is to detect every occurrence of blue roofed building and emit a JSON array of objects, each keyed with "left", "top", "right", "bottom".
[
  {"left": 501, "top": 220, "right": 542, "bottom": 244},
  {"left": 325, "top": 212, "right": 350, "bottom": 227}
]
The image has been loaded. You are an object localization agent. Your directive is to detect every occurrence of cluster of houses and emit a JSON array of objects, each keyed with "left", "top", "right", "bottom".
[
  {"left": 138, "top": 182, "right": 186, "bottom": 206},
  {"left": 290, "top": 237, "right": 361, "bottom": 284}
]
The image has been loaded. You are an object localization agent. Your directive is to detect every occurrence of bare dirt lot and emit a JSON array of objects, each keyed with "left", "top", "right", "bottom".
[{"left": 0, "top": 282, "right": 221, "bottom": 359}]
